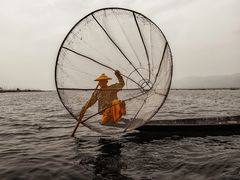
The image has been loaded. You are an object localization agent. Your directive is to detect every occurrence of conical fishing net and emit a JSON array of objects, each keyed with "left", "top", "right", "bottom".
[{"left": 55, "top": 8, "right": 173, "bottom": 135}]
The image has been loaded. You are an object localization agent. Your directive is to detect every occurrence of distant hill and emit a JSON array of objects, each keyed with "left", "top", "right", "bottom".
[{"left": 171, "top": 73, "right": 240, "bottom": 89}]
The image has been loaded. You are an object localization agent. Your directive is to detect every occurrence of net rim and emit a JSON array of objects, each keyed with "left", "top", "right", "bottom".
[{"left": 54, "top": 7, "right": 173, "bottom": 133}]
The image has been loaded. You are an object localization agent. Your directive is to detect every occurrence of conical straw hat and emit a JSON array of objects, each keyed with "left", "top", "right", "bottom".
[{"left": 94, "top": 73, "right": 112, "bottom": 81}]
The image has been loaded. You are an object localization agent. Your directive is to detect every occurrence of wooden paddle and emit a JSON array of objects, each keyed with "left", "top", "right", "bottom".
[{"left": 71, "top": 83, "right": 99, "bottom": 137}]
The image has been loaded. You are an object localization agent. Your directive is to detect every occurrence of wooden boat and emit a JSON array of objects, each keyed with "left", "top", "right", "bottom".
[{"left": 136, "top": 115, "right": 240, "bottom": 136}]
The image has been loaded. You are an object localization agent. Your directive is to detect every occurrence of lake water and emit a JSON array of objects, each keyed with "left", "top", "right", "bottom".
[{"left": 0, "top": 90, "right": 240, "bottom": 179}]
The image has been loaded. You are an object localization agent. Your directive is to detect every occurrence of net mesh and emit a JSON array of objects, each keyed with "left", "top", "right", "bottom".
[{"left": 55, "top": 8, "right": 173, "bottom": 134}]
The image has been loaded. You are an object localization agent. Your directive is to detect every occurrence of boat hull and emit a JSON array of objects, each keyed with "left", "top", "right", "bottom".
[{"left": 136, "top": 116, "right": 240, "bottom": 137}]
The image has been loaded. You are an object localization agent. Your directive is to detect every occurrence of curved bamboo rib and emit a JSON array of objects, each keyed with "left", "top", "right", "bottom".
[
  {"left": 62, "top": 46, "right": 145, "bottom": 91},
  {"left": 133, "top": 12, "right": 151, "bottom": 82},
  {"left": 92, "top": 13, "right": 151, "bottom": 89}
]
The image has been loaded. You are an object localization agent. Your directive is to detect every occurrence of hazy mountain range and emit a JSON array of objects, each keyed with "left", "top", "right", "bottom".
[{"left": 171, "top": 73, "right": 240, "bottom": 89}]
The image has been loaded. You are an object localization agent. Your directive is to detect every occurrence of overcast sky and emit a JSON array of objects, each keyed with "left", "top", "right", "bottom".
[{"left": 0, "top": 0, "right": 239, "bottom": 90}]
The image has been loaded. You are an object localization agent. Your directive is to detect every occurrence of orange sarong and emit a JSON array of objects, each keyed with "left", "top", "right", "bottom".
[{"left": 101, "top": 99, "right": 126, "bottom": 125}]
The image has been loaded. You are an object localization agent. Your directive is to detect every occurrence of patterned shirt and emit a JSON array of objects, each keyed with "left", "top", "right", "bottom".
[{"left": 86, "top": 76, "right": 124, "bottom": 113}]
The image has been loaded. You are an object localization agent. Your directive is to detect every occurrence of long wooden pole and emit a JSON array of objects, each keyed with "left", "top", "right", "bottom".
[{"left": 71, "top": 83, "right": 99, "bottom": 137}]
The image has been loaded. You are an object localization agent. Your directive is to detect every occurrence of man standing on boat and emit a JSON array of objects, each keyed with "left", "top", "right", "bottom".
[{"left": 79, "top": 70, "right": 126, "bottom": 125}]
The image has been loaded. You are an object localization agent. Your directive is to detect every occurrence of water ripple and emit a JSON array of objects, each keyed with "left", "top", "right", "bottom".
[{"left": 0, "top": 91, "right": 240, "bottom": 179}]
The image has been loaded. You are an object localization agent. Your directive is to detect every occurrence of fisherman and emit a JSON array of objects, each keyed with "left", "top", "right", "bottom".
[{"left": 79, "top": 70, "right": 126, "bottom": 125}]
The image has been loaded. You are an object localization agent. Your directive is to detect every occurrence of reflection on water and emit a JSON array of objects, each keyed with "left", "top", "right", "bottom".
[
  {"left": 73, "top": 137, "right": 129, "bottom": 179},
  {"left": 94, "top": 139, "right": 128, "bottom": 179}
]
